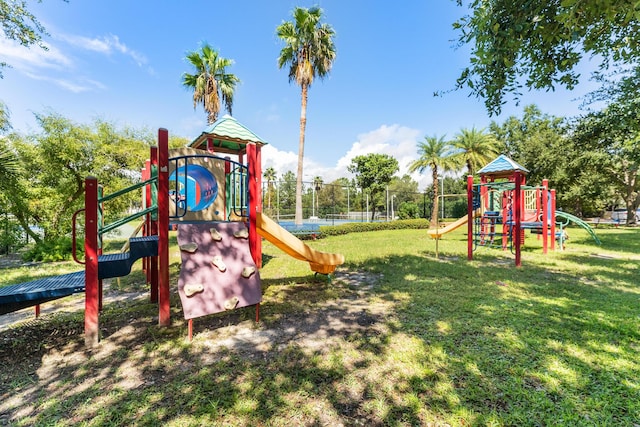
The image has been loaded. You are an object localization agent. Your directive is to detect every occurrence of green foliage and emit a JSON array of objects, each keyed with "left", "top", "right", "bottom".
[
  {"left": 4, "top": 113, "right": 155, "bottom": 247},
  {"left": 0, "top": 215, "right": 25, "bottom": 255},
  {"left": 348, "top": 153, "right": 399, "bottom": 220},
  {"left": 0, "top": 100, "right": 11, "bottom": 133},
  {"left": 276, "top": 6, "right": 337, "bottom": 88},
  {"left": 451, "top": 127, "right": 500, "bottom": 175},
  {"left": 0, "top": 0, "right": 69, "bottom": 78},
  {"left": 182, "top": 43, "right": 240, "bottom": 124},
  {"left": 409, "top": 135, "right": 459, "bottom": 225},
  {"left": 21, "top": 236, "right": 80, "bottom": 262},
  {"left": 397, "top": 201, "right": 420, "bottom": 219},
  {"left": 453, "top": 0, "right": 640, "bottom": 115},
  {"left": 319, "top": 218, "right": 430, "bottom": 237}
]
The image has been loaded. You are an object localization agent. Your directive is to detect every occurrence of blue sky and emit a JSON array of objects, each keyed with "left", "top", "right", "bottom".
[{"left": 0, "top": 0, "right": 598, "bottom": 190}]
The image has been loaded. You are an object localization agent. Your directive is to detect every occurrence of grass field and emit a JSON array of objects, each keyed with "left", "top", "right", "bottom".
[{"left": 1, "top": 224, "right": 639, "bottom": 426}]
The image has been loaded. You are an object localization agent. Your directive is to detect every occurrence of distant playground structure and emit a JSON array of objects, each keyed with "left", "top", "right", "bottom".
[
  {"left": 0, "top": 115, "right": 344, "bottom": 346},
  {"left": 428, "top": 155, "right": 600, "bottom": 267}
]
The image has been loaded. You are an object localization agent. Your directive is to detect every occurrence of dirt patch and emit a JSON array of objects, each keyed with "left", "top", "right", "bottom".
[{"left": 0, "top": 269, "right": 391, "bottom": 357}]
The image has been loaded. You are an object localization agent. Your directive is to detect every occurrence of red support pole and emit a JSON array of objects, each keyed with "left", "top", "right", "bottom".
[
  {"left": 467, "top": 175, "right": 474, "bottom": 260},
  {"left": 514, "top": 171, "right": 523, "bottom": 267},
  {"left": 35, "top": 304, "right": 40, "bottom": 318},
  {"left": 246, "top": 143, "right": 261, "bottom": 267},
  {"left": 542, "top": 179, "right": 549, "bottom": 254},
  {"left": 150, "top": 147, "right": 159, "bottom": 304},
  {"left": 84, "top": 176, "right": 100, "bottom": 347},
  {"left": 157, "top": 129, "right": 171, "bottom": 326},
  {"left": 550, "top": 189, "right": 557, "bottom": 251}
]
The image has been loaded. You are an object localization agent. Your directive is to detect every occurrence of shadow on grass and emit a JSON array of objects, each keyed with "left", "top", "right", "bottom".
[{"left": 1, "top": 231, "right": 639, "bottom": 425}]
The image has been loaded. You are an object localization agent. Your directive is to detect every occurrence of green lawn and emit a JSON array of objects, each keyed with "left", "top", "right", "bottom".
[{"left": 1, "top": 225, "right": 639, "bottom": 426}]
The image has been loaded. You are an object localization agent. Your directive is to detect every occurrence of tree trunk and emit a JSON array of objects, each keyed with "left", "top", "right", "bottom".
[
  {"left": 431, "top": 169, "right": 439, "bottom": 228},
  {"left": 295, "top": 84, "right": 308, "bottom": 226}
]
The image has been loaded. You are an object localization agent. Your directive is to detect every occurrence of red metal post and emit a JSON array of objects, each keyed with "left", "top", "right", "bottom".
[
  {"left": 542, "top": 179, "right": 549, "bottom": 254},
  {"left": 84, "top": 176, "right": 100, "bottom": 347},
  {"left": 514, "top": 171, "right": 522, "bottom": 267},
  {"left": 157, "top": 129, "right": 171, "bottom": 326},
  {"left": 150, "top": 147, "right": 159, "bottom": 304},
  {"left": 467, "top": 175, "right": 474, "bottom": 260},
  {"left": 247, "top": 143, "right": 261, "bottom": 267},
  {"left": 550, "top": 189, "right": 557, "bottom": 251},
  {"left": 35, "top": 304, "right": 40, "bottom": 318}
]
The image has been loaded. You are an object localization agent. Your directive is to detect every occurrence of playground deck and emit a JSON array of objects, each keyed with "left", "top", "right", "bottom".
[{"left": 0, "top": 271, "right": 85, "bottom": 315}]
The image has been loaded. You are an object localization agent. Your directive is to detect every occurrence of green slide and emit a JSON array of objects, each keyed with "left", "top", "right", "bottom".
[{"left": 555, "top": 211, "right": 601, "bottom": 245}]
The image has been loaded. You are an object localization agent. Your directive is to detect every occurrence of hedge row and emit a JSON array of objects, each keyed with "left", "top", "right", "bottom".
[{"left": 318, "top": 218, "right": 431, "bottom": 237}]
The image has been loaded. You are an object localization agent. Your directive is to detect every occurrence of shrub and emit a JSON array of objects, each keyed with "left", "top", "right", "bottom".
[
  {"left": 319, "top": 218, "right": 430, "bottom": 237},
  {"left": 22, "top": 237, "right": 82, "bottom": 262}
]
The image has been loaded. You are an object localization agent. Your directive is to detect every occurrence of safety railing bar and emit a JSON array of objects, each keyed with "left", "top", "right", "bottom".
[
  {"left": 99, "top": 177, "right": 157, "bottom": 204},
  {"left": 100, "top": 206, "right": 156, "bottom": 235}
]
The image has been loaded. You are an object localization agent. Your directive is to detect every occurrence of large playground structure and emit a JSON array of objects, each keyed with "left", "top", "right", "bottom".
[
  {"left": 0, "top": 116, "right": 344, "bottom": 346},
  {"left": 429, "top": 154, "right": 600, "bottom": 266}
]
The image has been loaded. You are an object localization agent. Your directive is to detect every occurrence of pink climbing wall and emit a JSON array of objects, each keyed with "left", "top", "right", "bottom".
[{"left": 176, "top": 222, "right": 261, "bottom": 320}]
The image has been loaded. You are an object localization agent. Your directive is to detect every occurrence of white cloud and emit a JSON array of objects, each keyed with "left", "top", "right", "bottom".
[
  {"left": 57, "top": 33, "right": 148, "bottom": 67},
  {"left": 261, "top": 124, "right": 434, "bottom": 190},
  {"left": 23, "top": 72, "right": 106, "bottom": 93},
  {"left": 0, "top": 38, "right": 73, "bottom": 72}
]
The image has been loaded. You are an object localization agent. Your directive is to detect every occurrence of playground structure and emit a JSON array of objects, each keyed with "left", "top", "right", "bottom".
[
  {"left": 0, "top": 116, "right": 344, "bottom": 346},
  {"left": 463, "top": 155, "right": 600, "bottom": 266}
]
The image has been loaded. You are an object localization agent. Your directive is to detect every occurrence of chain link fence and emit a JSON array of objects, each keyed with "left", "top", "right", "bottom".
[{"left": 261, "top": 180, "right": 468, "bottom": 224}]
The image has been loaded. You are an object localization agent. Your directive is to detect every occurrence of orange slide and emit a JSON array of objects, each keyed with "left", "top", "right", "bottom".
[{"left": 255, "top": 212, "right": 345, "bottom": 275}]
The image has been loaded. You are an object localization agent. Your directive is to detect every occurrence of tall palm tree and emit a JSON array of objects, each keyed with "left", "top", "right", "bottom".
[
  {"left": 452, "top": 127, "right": 500, "bottom": 175},
  {"left": 182, "top": 43, "right": 240, "bottom": 124},
  {"left": 277, "top": 6, "right": 336, "bottom": 225},
  {"left": 408, "top": 135, "right": 459, "bottom": 226},
  {"left": 263, "top": 167, "right": 277, "bottom": 210}
]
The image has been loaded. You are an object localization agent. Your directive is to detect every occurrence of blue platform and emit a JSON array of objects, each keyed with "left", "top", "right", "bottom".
[
  {"left": 0, "top": 271, "right": 85, "bottom": 315},
  {"left": 0, "top": 235, "right": 158, "bottom": 316}
]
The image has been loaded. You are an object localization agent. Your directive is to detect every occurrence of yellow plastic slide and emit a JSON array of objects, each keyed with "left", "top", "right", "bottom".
[
  {"left": 255, "top": 212, "right": 345, "bottom": 275},
  {"left": 427, "top": 210, "right": 481, "bottom": 239}
]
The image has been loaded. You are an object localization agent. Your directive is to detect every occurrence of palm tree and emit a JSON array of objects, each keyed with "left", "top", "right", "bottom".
[
  {"left": 452, "top": 127, "right": 500, "bottom": 175},
  {"left": 277, "top": 6, "right": 336, "bottom": 225},
  {"left": 408, "top": 135, "right": 459, "bottom": 226},
  {"left": 263, "top": 167, "right": 277, "bottom": 211},
  {"left": 182, "top": 43, "right": 240, "bottom": 124}
]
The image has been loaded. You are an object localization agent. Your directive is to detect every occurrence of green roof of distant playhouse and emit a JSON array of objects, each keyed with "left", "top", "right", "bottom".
[
  {"left": 189, "top": 115, "right": 267, "bottom": 154},
  {"left": 477, "top": 154, "right": 529, "bottom": 177}
]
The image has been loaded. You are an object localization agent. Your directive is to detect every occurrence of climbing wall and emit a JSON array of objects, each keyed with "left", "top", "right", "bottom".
[{"left": 176, "top": 222, "right": 261, "bottom": 320}]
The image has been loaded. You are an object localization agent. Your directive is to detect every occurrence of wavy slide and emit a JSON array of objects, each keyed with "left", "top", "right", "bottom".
[
  {"left": 427, "top": 210, "right": 481, "bottom": 239},
  {"left": 555, "top": 211, "right": 601, "bottom": 245},
  {"left": 256, "top": 212, "right": 345, "bottom": 275}
]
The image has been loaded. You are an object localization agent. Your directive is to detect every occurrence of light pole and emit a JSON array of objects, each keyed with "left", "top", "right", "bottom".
[{"left": 391, "top": 194, "right": 396, "bottom": 220}]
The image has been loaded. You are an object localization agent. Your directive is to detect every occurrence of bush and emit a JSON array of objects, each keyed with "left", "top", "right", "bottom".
[
  {"left": 0, "top": 220, "right": 26, "bottom": 255},
  {"left": 319, "top": 219, "right": 430, "bottom": 237},
  {"left": 22, "top": 237, "right": 82, "bottom": 262}
]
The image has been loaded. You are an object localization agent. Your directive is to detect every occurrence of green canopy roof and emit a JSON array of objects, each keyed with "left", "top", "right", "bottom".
[{"left": 189, "top": 115, "right": 267, "bottom": 154}]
